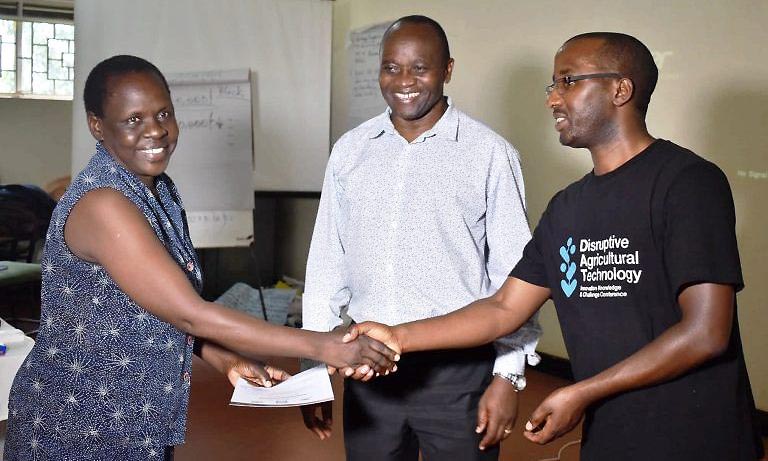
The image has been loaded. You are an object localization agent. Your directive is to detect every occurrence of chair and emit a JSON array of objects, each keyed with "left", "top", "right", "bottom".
[
  {"left": 0, "top": 184, "right": 55, "bottom": 262},
  {"left": 0, "top": 184, "right": 53, "bottom": 335}
]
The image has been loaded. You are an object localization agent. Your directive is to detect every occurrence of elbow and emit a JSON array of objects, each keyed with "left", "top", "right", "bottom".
[
  {"left": 172, "top": 300, "right": 210, "bottom": 337},
  {"left": 702, "top": 335, "right": 730, "bottom": 360},
  {"left": 689, "top": 331, "right": 730, "bottom": 363}
]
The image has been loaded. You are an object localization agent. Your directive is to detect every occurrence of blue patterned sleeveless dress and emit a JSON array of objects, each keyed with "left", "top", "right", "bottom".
[{"left": 4, "top": 144, "right": 202, "bottom": 461}]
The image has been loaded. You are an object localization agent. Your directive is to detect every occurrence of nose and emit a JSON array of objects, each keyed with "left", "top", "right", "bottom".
[
  {"left": 546, "top": 88, "right": 562, "bottom": 108},
  {"left": 143, "top": 117, "right": 168, "bottom": 139},
  {"left": 397, "top": 69, "right": 416, "bottom": 88}
]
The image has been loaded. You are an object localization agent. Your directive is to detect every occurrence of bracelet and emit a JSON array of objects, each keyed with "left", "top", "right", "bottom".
[{"left": 493, "top": 372, "right": 527, "bottom": 391}]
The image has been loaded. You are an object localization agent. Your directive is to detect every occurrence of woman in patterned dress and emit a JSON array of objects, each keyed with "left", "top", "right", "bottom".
[{"left": 3, "top": 55, "right": 397, "bottom": 461}]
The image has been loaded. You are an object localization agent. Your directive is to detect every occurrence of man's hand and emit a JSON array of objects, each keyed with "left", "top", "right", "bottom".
[
  {"left": 330, "top": 322, "right": 402, "bottom": 380},
  {"left": 300, "top": 401, "right": 333, "bottom": 440},
  {"left": 344, "top": 321, "right": 402, "bottom": 356},
  {"left": 523, "top": 384, "right": 588, "bottom": 445},
  {"left": 475, "top": 376, "right": 519, "bottom": 450}
]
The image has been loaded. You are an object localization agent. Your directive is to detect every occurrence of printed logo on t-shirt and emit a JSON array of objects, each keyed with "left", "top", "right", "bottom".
[
  {"left": 558, "top": 234, "right": 643, "bottom": 299},
  {"left": 558, "top": 237, "right": 578, "bottom": 297},
  {"left": 576, "top": 235, "right": 643, "bottom": 298}
]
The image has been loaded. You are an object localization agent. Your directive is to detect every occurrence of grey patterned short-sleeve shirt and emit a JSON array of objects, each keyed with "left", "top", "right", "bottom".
[{"left": 4, "top": 144, "right": 202, "bottom": 460}]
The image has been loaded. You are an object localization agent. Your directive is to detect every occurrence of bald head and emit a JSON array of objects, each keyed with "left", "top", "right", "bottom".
[
  {"left": 563, "top": 32, "right": 658, "bottom": 115},
  {"left": 381, "top": 15, "right": 451, "bottom": 67}
]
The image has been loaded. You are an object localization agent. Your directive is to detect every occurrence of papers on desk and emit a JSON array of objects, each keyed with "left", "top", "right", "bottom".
[
  {"left": 230, "top": 365, "right": 333, "bottom": 408},
  {"left": 0, "top": 320, "right": 25, "bottom": 345}
]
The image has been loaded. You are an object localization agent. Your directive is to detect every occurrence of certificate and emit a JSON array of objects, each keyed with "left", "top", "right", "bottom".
[{"left": 230, "top": 365, "right": 334, "bottom": 408}]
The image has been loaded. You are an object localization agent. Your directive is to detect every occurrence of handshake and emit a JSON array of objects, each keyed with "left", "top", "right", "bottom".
[
  {"left": 301, "top": 321, "right": 401, "bottom": 441},
  {"left": 320, "top": 322, "right": 402, "bottom": 381}
]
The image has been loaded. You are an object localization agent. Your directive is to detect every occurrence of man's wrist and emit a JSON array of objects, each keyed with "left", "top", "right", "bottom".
[{"left": 492, "top": 372, "right": 527, "bottom": 391}]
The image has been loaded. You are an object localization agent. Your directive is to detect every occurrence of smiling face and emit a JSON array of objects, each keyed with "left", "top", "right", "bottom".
[
  {"left": 379, "top": 22, "right": 453, "bottom": 135},
  {"left": 87, "top": 71, "right": 178, "bottom": 188},
  {"left": 546, "top": 38, "right": 620, "bottom": 149}
]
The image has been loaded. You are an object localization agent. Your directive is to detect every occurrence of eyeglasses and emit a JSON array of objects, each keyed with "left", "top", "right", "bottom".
[{"left": 545, "top": 73, "right": 623, "bottom": 96}]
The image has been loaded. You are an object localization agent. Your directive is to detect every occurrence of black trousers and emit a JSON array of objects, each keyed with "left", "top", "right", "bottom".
[{"left": 343, "top": 345, "right": 499, "bottom": 461}]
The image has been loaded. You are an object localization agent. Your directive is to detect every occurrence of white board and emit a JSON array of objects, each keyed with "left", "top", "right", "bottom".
[
  {"left": 165, "top": 69, "right": 254, "bottom": 248},
  {"left": 346, "top": 22, "right": 390, "bottom": 130}
]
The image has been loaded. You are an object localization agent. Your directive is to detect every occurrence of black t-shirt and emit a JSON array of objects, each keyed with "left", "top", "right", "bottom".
[{"left": 512, "top": 140, "right": 761, "bottom": 460}]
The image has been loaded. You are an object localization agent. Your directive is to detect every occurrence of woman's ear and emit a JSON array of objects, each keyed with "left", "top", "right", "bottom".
[{"left": 87, "top": 112, "right": 104, "bottom": 142}]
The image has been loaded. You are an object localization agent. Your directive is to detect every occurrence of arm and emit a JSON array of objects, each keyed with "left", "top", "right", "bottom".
[
  {"left": 350, "top": 276, "right": 549, "bottom": 356},
  {"left": 301, "top": 145, "right": 351, "bottom": 356},
  {"left": 524, "top": 282, "right": 734, "bottom": 444},
  {"left": 477, "top": 142, "right": 542, "bottom": 449},
  {"left": 64, "top": 188, "right": 396, "bottom": 372}
]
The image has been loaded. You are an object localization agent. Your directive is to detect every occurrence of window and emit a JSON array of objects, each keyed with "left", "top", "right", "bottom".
[{"left": 0, "top": 0, "right": 74, "bottom": 99}]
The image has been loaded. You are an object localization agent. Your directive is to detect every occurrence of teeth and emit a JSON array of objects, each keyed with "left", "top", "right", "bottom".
[
  {"left": 555, "top": 117, "right": 565, "bottom": 123},
  {"left": 395, "top": 92, "right": 420, "bottom": 101},
  {"left": 140, "top": 148, "right": 164, "bottom": 154}
]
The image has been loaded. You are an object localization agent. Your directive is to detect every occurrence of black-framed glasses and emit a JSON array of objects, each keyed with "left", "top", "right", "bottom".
[{"left": 545, "top": 73, "right": 622, "bottom": 96}]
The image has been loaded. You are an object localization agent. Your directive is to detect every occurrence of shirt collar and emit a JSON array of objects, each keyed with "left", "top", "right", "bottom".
[{"left": 367, "top": 96, "right": 459, "bottom": 143}]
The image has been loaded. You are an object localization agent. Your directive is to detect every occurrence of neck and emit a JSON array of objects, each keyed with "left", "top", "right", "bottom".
[
  {"left": 589, "top": 119, "right": 655, "bottom": 175},
  {"left": 392, "top": 97, "right": 448, "bottom": 143}
]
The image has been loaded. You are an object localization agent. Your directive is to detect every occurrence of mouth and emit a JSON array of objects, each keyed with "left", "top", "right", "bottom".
[
  {"left": 137, "top": 146, "right": 169, "bottom": 161},
  {"left": 394, "top": 92, "right": 420, "bottom": 103},
  {"left": 553, "top": 113, "right": 567, "bottom": 130}
]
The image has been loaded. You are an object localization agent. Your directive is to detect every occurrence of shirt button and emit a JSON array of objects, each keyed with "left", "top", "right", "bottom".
[
  {"left": 183, "top": 372, "right": 190, "bottom": 383},
  {"left": 187, "top": 336, "right": 194, "bottom": 346},
  {"left": 390, "top": 221, "right": 398, "bottom": 229},
  {"left": 386, "top": 264, "right": 394, "bottom": 273},
  {"left": 186, "top": 261, "right": 194, "bottom": 272}
]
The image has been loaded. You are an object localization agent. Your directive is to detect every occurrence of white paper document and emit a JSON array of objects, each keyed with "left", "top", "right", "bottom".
[{"left": 230, "top": 365, "right": 334, "bottom": 408}]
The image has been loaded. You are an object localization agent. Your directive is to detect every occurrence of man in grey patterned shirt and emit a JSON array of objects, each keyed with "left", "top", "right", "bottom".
[{"left": 300, "top": 15, "right": 541, "bottom": 460}]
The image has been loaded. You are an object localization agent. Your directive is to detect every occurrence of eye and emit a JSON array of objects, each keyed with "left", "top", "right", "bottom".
[
  {"left": 126, "top": 115, "right": 140, "bottom": 125},
  {"left": 564, "top": 76, "right": 576, "bottom": 87},
  {"left": 382, "top": 63, "right": 398, "bottom": 73},
  {"left": 413, "top": 65, "right": 426, "bottom": 73},
  {"left": 157, "top": 110, "right": 171, "bottom": 121}
]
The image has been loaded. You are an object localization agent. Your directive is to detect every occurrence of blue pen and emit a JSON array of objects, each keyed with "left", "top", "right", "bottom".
[{"left": 0, "top": 343, "right": 7, "bottom": 356}]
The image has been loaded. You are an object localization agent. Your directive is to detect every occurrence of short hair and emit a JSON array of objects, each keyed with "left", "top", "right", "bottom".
[
  {"left": 381, "top": 15, "right": 451, "bottom": 65},
  {"left": 565, "top": 32, "right": 658, "bottom": 115},
  {"left": 84, "top": 55, "right": 170, "bottom": 117}
]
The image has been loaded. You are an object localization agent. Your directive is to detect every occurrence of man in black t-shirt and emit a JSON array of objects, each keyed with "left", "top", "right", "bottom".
[{"left": 349, "top": 32, "right": 764, "bottom": 460}]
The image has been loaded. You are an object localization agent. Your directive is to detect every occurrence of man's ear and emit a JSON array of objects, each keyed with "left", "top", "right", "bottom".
[
  {"left": 87, "top": 112, "right": 103, "bottom": 142},
  {"left": 444, "top": 57, "right": 455, "bottom": 84},
  {"left": 614, "top": 77, "right": 634, "bottom": 107}
]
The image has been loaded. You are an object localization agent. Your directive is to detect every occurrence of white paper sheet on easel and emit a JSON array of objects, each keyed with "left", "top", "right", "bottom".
[{"left": 230, "top": 365, "right": 333, "bottom": 407}]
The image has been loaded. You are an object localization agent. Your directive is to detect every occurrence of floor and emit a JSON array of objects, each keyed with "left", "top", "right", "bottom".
[{"left": 177, "top": 356, "right": 583, "bottom": 461}]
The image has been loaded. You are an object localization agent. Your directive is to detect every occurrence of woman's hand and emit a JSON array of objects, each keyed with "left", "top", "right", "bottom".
[
  {"left": 225, "top": 357, "right": 291, "bottom": 388},
  {"left": 200, "top": 340, "right": 290, "bottom": 388}
]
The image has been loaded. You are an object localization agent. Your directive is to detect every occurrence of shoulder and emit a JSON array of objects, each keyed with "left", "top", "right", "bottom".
[
  {"left": 72, "top": 187, "right": 146, "bottom": 227},
  {"left": 333, "top": 113, "right": 387, "bottom": 150},
  {"left": 655, "top": 140, "right": 730, "bottom": 191},
  {"left": 454, "top": 108, "right": 521, "bottom": 160},
  {"left": 328, "top": 113, "right": 388, "bottom": 166}
]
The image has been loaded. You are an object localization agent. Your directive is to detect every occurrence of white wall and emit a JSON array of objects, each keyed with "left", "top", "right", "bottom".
[
  {"left": 0, "top": 98, "right": 71, "bottom": 187},
  {"left": 71, "top": 0, "right": 332, "bottom": 193}
]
